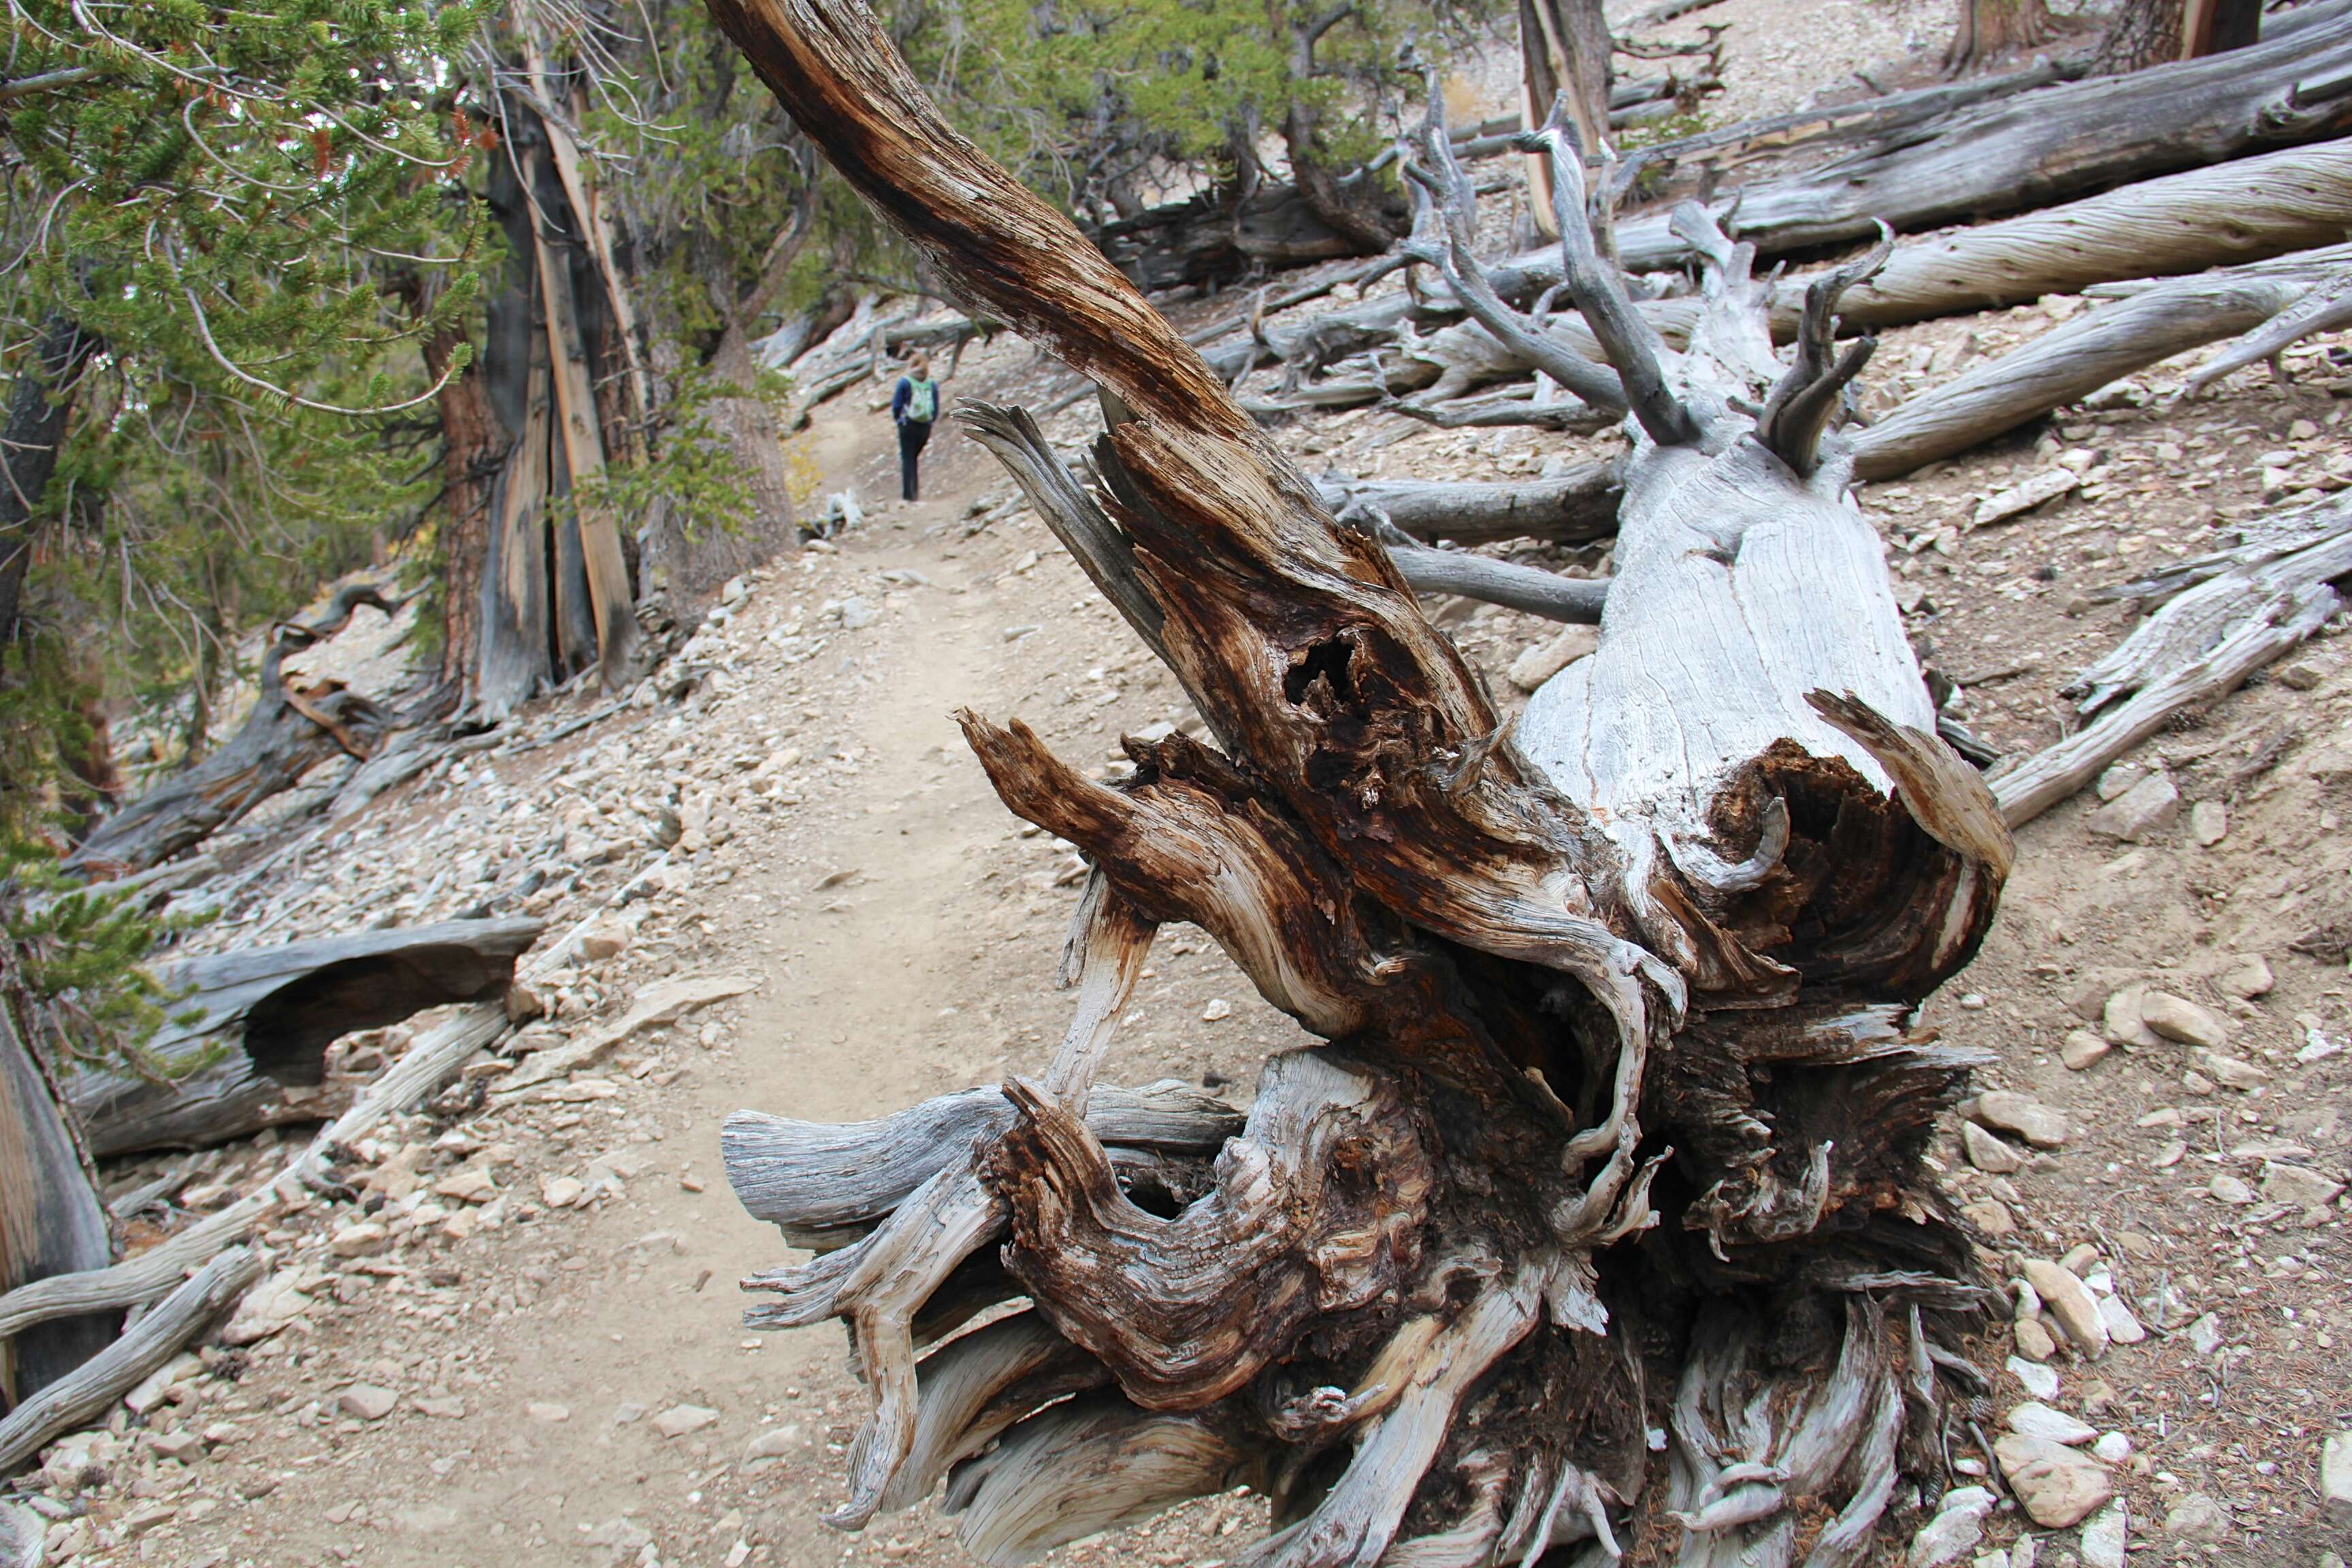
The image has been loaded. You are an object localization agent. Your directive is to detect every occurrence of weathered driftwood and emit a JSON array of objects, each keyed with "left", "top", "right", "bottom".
[
  {"left": 1613, "top": 11, "right": 2352, "bottom": 268},
  {"left": 0, "top": 1247, "right": 261, "bottom": 1473},
  {"left": 67, "top": 584, "right": 402, "bottom": 877},
  {"left": 1991, "top": 493, "right": 2352, "bottom": 827},
  {"left": 1313, "top": 465, "right": 1622, "bottom": 545},
  {"left": 66, "top": 917, "right": 542, "bottom": 1158},
  {"left": 691, "top": 3, "right": 2008, "bottom": 1564},
  {"left": 0, "top": 1009, "right": 112, "bottom": 1403},
  {"left": 0, "top": 1193, "right": 272, "bottom": 1345},
  {"left": 1850, "top": 245, "right": 2352, "bottom": 481}
]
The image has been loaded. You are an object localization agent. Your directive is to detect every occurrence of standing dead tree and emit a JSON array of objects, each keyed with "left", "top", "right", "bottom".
[{"left": 699, "top": 3, "right": 2012, "bottom": 1565}]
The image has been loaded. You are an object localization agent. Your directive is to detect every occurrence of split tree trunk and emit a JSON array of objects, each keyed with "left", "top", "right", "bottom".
[
  {"left": 692, "top": 3, "right": 2010, "bottom": 1565},
  {"left": 0, "top": 1005, "right": 113, "bottom": 1409},
  {"left": 1519, "top": 0, "right": 1614, "bottom": 237}
]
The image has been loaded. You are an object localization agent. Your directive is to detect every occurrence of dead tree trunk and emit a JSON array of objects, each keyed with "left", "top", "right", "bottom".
[
  {"left": 695, "top": 4, "right": 2010, "bottom": 1564},
  {"left": 1614, "top": 12, "right": 2352, "bottom": 267},
  {"left": 64, "top": 916, "right": 544, "bottom": 1157},
  {"left": 1944, "top": 0, "right": 2058, "bottom": 74},
  {"left": 0, "top": 316, "right": 100, "bottom": 666},
  {"left": 1519, "top": 0, "right": 1613, "bottom": 237},
  {"left": 0, "top": 1005, "right": 113, "bottom": 1409},
  {"left": 65, "top": 585, "right": 402, "bottom": 877}
]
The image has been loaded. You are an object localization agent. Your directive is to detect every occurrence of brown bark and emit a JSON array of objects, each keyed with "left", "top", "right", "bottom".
[
  {"left": 0, "top": 316, "right": 99, "bottom": 666},
  {"left": 1944, "top": 0, "right": 2058, "bottom": 72},
  {"left": 693, "top": 2, "right": 2008, "bottom": 1563},
  {"left": 426, "top": 323, "right": 497, "bottom": 697}
]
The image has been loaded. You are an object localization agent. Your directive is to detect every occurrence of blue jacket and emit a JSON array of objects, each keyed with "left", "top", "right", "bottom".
[{"left": 892, "top": 376, "right": 938, "bottom": 425}]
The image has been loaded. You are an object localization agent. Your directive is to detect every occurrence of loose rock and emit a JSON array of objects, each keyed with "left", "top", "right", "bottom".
[
  {"left": 2005, "top": 1402, "right": 2094, "bottom": 1446},
  {"left": 1975, "top": 1091, "right": 2067, "bottom": 1149},
  {"left": 2059, "top": 1030, "right": 2110, "bottom": 1071},
  {"left": 337, "top": 1384, "right": 397, "bottom": 1422},
  {"left": 2266, "top": 1162, "right": 2348, "bottom": 1215},
  {"left": 652, "top": 1404, "right": 719, "bottom": 1439},
  {"left": 1908, "top": 1485, "right": 1995, "bottom": 1567},
  {"left": 2139, "top": 991, "right": 2228, "bottom": 1049},
  {"left": 1961, "top": 1120, "right": 2025, "bottom": 1173},
  {"left": 2079, "top": 1500, "right": 2127, "bottom": 1568},
  {"left": 2162, "top": 1492, "right": 2229, "bottom": 1541},
  {"left": 2323, "top": 1431, "right": 2352, "bottom": 1526},
  {"left": 2083, "top": 772, "right": 2178, "bottom": 841},
  {"left": 2022, "top": 1259, "right": 2108, "bottom": 1358},
  {"left": 1995, "top": 1433, "right": 2113, "bottom": 1528},
  {"left": 1506, "top": 625, "right": 1599, "bottom": 691},
  {"left": 2217, "top": 953, "right": 2274, "bottom": 999},
  {"left": 2189, "top": 800, "right": 2227, "bottom": 846}
]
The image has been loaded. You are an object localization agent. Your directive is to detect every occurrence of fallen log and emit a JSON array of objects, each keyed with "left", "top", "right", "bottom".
[
  {"left": 0, "top": 1247, "right": 261, "bottom": 1473},
  {"left": 67, "top": 585, "right": 404, "bottom": 877},
  {"left": 1851, "top": 245, "right": 2352, "bottom": 480},
  {"left": 1614, "top": 12, "right": 2352, "bottom": 268},
  {"left": 688, "top": 4, "right": 2007, "bottom": 1563},
  {"left": 1312, "top": 465, "right": 1623, "bottom": 544},
  {"left": 1991, "top": 492, "right": 2352, "bottom": 826},
  {"left": 65, "top": 917, "right": 543, "bottom": 1158}
]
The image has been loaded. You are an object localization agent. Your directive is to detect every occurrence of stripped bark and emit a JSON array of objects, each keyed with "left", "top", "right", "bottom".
[
  {"left": 0, "top": 1007, "right": 111, "bottom": 1405},
  {"left": 692, "top": 4, "right": 2006, "bottom": 1564}
]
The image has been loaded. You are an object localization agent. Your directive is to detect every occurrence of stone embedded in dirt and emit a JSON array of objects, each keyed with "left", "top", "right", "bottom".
[
  {"left": 2023, "top": 1259, "right": 2108, "bottom": 1358},
  {"left": 2182, "top": 1069, "right": 2217, "bottom": 1096},
  {"left": 2080, "top": 1499, "right": 2128, "bottom": 1568},
  {"left": 652, "top": 1404, "right": 719, "bottom": 1439},
  {"left": 336, "top": 1384, "right": 397, "bottom": 1422},
  {"left": 2218, "top": 953, "right": 2274, "bottom": 1000},
  {"left": 433, "top": 1168, "right": 497, "bottom": 1204},
  {"left": 2323, "top": 1431, "right": 2352, "bottom": 1526},
  {"left": 2084, "top": 772, "right": 2178, "bottom": 841},
  {"left": 1201, "top": 998, "right": 1233, "bottom": 1022},
  {"left": 329, "top": 1221, "right": 389, "bottom": 1258},
  {"left": 2097, "top": 1294, "right": 2146, "bottom": 1345},
  {"left": 2198, "top": 1051, "right": 2268, "bottom": 1090},
  {"left": 2163, "top": 1492, "right": 2230, "bottom": 1541},
  {"left": 742, "top": 1427, "right": 798, "bottom": 1463},
  {"left": 2190, "top": 799, "right": 2228, "bottom": 846},
  {"left": 2057, "top": 1242, "right": 2098, "bottom": 1275},
  {"left": 1961, "top": 1120, "right": 2026, "bottom": 1173},
  {"left": 2060, "top": 1030, "right": 2111, "bottom": 1071},
  {"left": 2263, "top": 1161, "right": 2347, "bottom": 1215},
  {"left": 2006, "top": 1402, "right": 2095, "bottom": 1445},
  {"left": 541, "top": 1175, "right": 585, "bottom": 1209},
  {"left": 2093, "top": 762, "right": 2146, "bottom": 802},
  {"left": 219, "top": 1270, "right": 314, "bottom": 1346},
  {"left": 2276, "top": 659, "right": 2323, "bottom": 690},
  {"left": 2013, "top": 1318, "right": 2059, "bottom": 1362},
  {"left": 2008, "top": 1356, "right": 2061, "bottom": 1401},
  {"left": 2210, "top": 1173, "right": 2254, "bottom": 1204},
  {"left": 1960, "top": 1198, "right": 2015, "bottom": 1237},
  {"left": 2188, "top": 1313, "right": 2225, "bottom": 1356},
  {"left": 1974, "top": 1091, "right": 2066, "bottom": 1149},
  {"left": 410, "top": 1394, "right": 464, "bottom": 1418},
  {"left": 1995, "top": 1433, "right": 2114, "bottom": 1528},
  {"left": 1506, "top": 625, "right": 1599, "bottom": 692},
  {"left": 526, "top": 1402, "right": 570, "bottom": 1423},
  {"left": 1972, "top": 469, "right": 2078, "bottom": 529},
  {"left": 2139, "top": 992, "right": 2227, "bottom": 1049},
  {"left": 2102, "top": 985, "right": 2163, "bottom": 1047},
  {"left": 1908, "top": 1484, "right": 1995, "bottom": 1568},
  {"left": 577, "top": 922, "right": 631, "bottom": 962}
]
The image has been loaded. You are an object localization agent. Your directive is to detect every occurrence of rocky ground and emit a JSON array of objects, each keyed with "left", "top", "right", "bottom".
[{"left": 12, "top": 2, "right": 2352, "bottom": 1566}]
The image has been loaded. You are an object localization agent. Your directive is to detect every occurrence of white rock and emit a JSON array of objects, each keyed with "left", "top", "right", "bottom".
[
  {"left": 541, "top": 1175, "right": 585, "bottom": 1209},
  {"left": 2008, "top": 1356, "right": 2061, "bottom": 1401},
  {"left": 1908, "top": 1486, "right": 1995, "bottom": 1567},
  {"left": 2210, "top": 1173, "right": 2254, "bottom": 1205},
  {"left": 2217, "top": 953, "right": 2274, "bottom": 999},
  {"left": 2091, "top": 1431, "right": 2132, "bottom": 1463},
  {"left": 219, "top": 1270, "right": 314, "bottom": 1347},
  {"left": 2189, "top": 800, "right": 2228, "bottom": 846},
  {"left": 1973, "top": 469, "right": 2077, "bottom": 527},
  {"left": 124, "top": 1353, "right": 201, "bottom": 1415},
  {"left": 2323, "top": 1430, "right": 2352, "bottom": 1526},
  {"left": 337, "top": 1384, "right": 397, "bottom": 1422},
  {"left": 653, "top": 1403, "right": 719, "bottom": 1439},
  {"left": 526, "top": 1402, "right": 570, "bottom": 1423},
  {"left": 2079, "top": 1500, "right": 2127, "bottom": 1568},
  {"left": 2187, "top": 1313, "right": 2224, "bottom": 1356},
  {"left": 2022, "top": 1258, "right": 2107, "bottom": 1358},
  {"left": 742, "top": 1426, "right": 800, "bottom": 1463},
  {"left": 2005, "top": 1402, "right": 2095, "bottom": 1446},
  {"left": 1201, "top": 998, "right": 1233, "bottom": 1022},
  {"left": 2097, "top": 1294, "right": 2145, "bottom": 1345},
  {"left": 2102, "top": 985, "right": 2162, "bottom": 1048}
]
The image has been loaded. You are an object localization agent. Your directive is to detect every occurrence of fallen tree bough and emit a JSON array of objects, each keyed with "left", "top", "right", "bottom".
[{"left": 687, "top": 2, "right": 2009, "bottom": 1563}]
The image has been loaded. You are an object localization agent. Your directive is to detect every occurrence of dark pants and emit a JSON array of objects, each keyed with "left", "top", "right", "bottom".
[{"left": 898, "top": 419, "right": 933, "bottom": 501}]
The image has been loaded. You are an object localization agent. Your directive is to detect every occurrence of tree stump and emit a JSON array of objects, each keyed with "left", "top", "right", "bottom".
[{"left": 695, "top": 3, "right": 2015, "bottom": 1563}]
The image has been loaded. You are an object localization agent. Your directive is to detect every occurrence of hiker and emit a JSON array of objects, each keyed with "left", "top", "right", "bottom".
[{"left": 890, "top": 352, "right": 939, "bottom": 502}]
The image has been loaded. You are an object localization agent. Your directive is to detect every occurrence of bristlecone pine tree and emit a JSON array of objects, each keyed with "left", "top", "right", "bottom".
[{"left": 700, "top": 2, "right": 2016, "bottom": 1563}]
